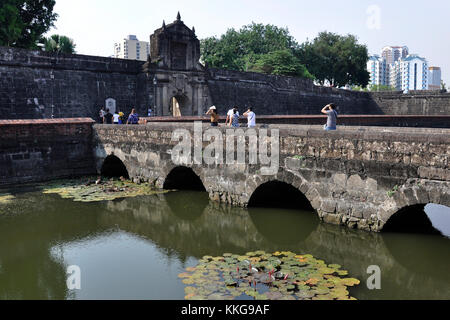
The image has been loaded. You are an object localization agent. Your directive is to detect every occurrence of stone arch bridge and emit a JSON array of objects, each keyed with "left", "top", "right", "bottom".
[{"left": 93, "top": 123, "right": 450, "bottom": 233}]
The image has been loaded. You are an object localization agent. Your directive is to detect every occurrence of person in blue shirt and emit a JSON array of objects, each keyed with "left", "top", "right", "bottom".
[{"left": 127, "top": 108, "right": 139, "bottom": 125}]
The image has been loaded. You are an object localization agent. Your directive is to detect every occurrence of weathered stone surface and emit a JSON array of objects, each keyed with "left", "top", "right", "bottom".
[
  {"left": 92, "top": 123, "right": 450, "bottom": 232},
  {"left": 2, "top": 18, "right": 450, "bottom": 121},
  {"left": 0, "top": 119, "right": 96, "bottom": 185}
]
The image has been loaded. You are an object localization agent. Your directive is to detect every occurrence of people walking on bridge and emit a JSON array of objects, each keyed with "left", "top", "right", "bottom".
[
  {"left": 98, "top": 107, "right": 106, "bottom": 123},
  {"left": 226, "top": 107, "right": 239, "bottom": 126},
  {"left": 231, "top": 109, "right": 240, "bottom": 128},
  {"left": 127, "top": 108, "right": 139, "bottom": 125},
  {"left": 103, "top": 109, "right": 113, "bottom": 124},
  {"left": 321, "top": 103, "right": 338, "bottom": 131},
  {"left": 113, "top": 111, "right": 120, "bottom": 125},
  {"left": 118, "top": 111, "right": 125, "bottom": 124},
  {"left": 206, "top": 106, "right": 219, "bottom": 127},
  {"left": 243, "top": 107, "right": 256, "bottom": 128}
]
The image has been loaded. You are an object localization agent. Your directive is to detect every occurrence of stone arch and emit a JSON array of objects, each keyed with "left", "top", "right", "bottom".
[
  {"left": 248, "top": 181, "right": 314, "bottom": 211},
  {"left": 163, "top": 165, "right": 206, "bottom": 191},
  {"left": 379, "top": 183, "right": 450, "bottom": 233},
  {"left": 100, "top": 154, "right": 129, "bottom": 179},
  {"left": 245, "top": 168, "right": 321, "bottom": 213}
]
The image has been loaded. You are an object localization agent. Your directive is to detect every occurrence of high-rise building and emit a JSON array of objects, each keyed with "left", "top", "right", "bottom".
[
  {"left": 390, "top": 54, "right": 428, "bottom": 91},
  {"left": 114, "top": 35, "right": 150, "bottom": 61},
  {"left": 367, "top": 55, "right": 388, "bottom": 86},
  {"left": 428, "top": 67, "right": 442, "bottom": 90},
  {"left": 368, "top": 46, "right": 431, "bottom": 91},
  {"left": 382, "top": 46, "right": 409, "bottom": 65}
]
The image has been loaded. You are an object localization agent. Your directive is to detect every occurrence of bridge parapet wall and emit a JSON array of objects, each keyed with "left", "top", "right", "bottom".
[{"left": 93, "top": 123, "right": 450, "bottom": 232}]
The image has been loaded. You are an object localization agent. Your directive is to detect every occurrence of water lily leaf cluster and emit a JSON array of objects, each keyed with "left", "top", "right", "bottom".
[
  {"left": 41, "top": 177, "right": 169, "bottom": 202},
  {"left": 180, "top": 251, "right": 360, "bottom": 300}
]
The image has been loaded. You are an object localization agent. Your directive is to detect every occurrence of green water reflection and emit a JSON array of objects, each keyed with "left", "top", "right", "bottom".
[{"left": 0, "top": 189, "right": 449, "bottom": 300}]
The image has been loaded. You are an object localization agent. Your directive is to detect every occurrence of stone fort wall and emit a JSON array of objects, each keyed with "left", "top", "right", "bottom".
[
  {"left": 1, "top": 46, "right": 450, "bottom": 120},
  {"left": 0, "top": 46, "right": 149, "bottom": 120},
  {"left": 206, "top": 68, "right": 382, "bottom": 115},
  {"left": 0, "top": 118, "right": 96, "bottom": 186}
]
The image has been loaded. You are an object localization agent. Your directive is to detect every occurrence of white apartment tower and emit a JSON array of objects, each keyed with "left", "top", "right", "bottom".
[
  {"left": 367, "top": 55, "right": 388, "bottom": 86},
  {"left": 428, "top": 67, "right": 442, "bottom": 90},
  {"left": 390, "top": 54, "right": 428, "bottom": 91},
  {"left": 114, "top": 35, "right": 150, "bottom": 61}
]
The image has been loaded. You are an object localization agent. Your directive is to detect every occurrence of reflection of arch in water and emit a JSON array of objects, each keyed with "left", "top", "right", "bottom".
[
  {"left": 101, "top": 155, "right": 129, "bottom": 179},
  {"left": 164, "top": 191, "right": 209, "bottom": 221},
  {"left": 382, "top": 229, "right": 450, "bottom": 282},
  {"left": 248, "top": 180, "right": 318, "bottom": 245},
  {"left": 170, "top": 95, "right": 189, "bottom": 117},
  {"left": 249, "top": 207, "right": 318, "bottom": 245},
  {"left": 248, "top": 180, "right": 314, "bottom": 211},
  {"left": 163, "top": 166, "right": 206, "bottom": 192}
]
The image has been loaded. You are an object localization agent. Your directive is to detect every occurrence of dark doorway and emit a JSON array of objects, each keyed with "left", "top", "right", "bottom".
[
  {"left": 101, "top": 155, "right": 129, "bottom": 179},
  {"left": 163, "top": 167, "right": 206, "bottom": 191},
  {"left": 248, "top": 181, "right": 314, "bottom": 211}
]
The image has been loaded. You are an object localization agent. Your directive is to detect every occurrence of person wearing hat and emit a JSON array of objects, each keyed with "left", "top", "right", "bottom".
[{"left": 206, "top": 106, "right": 219, "bottom": 127}]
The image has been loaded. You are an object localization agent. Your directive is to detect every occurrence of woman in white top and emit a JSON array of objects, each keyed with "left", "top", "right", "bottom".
[{"left": 243, "top": 107, "right": 256, "bottom": 128}]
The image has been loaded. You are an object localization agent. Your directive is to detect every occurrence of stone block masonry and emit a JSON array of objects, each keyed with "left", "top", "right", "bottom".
[
  {"left": 0, "top": 118, "right": 97, "bottom": 186},
  {"left": 1, "top": 46, "right": 450, "bottom": 121},
  {"left": 0, "top": 46, "right": 149, "bottom": 120},
  {"left": 93, "top": 123, "right": 450, "bottom": 232}
]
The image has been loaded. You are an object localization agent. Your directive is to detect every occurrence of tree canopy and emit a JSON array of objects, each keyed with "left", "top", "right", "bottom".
[
  {"left": 200, "top": 23, "right": 311, "bottom": 78},
  {"left": 0, "top": 0, "right": 57, "bottom": 49},
  {"left": 201, "top": 24, "right": 370, "bottom": 87},
  {"left": 44, "top": 34, "right": 76, "bottom": 54},
  {"left": 297, "top": 32, "right": 370, "bottom": 87},
  {"left": 249, "top": 49, "right": 313, "bottom": 79}
]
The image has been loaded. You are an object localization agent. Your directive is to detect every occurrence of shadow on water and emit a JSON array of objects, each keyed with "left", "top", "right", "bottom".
[
  {"left": 248, "top": 208, "right": 318, "bottom": 245},
  {"left": 163, "top": 191, "right": 209, "bottom": 221}
]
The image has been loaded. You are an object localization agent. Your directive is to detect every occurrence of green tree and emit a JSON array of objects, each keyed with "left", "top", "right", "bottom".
[
  {"left": 297, "top": 32, "right": 370, "bottom": 88},
  {"left": 44, "top": 34, "right": 76, "bottom": 54},
  {"left": 249, "top": 49, "right": 314, "bottom": 78},
  {"left": 0, "top": 0, "right": 57, "bottom": 49},
  {"left": 441, "top": 80, "right": 447, "bottom": 92},
  {"left": 200, "top": 23, "right": 304, "bottom": 75}
]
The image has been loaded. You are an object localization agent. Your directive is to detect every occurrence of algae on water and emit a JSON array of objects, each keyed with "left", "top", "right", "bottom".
[
  {"left": 180, "top": 251, "right": 360, "bottom": 300},
  {"left": 41, "top": 177, "right": 169, "bottom": 203}
]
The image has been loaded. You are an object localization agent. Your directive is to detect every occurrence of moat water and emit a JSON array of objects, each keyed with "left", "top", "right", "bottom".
[{"left": 0, "top": 188, "right": 449, "bottom": 300}]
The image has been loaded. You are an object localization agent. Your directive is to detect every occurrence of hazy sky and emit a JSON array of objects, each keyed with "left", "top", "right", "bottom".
[{"left": 47, "top": 0, "right": 450, "bottom": 84}]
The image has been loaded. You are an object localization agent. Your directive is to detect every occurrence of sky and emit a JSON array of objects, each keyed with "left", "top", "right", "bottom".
[{"left": 47, "top": 0, "right": 450, "bottom": 85}]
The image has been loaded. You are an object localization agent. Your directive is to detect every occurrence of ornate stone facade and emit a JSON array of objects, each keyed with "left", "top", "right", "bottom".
[{"left": 143, "top": 13, "right": 211, "bottom": 117}]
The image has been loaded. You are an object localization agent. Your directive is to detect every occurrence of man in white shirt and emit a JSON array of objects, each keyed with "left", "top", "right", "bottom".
[{"left": 243, "top": 107, "right": 256, "bottom": 128}]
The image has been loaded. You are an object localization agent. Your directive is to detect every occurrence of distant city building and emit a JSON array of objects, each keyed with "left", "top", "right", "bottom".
[
  {"left": 114, "top": 35, "right": 150, "bottom": 61},
  {"left": 428, "top": 66, "right": 442, "bottom": 90},
  {"left": 367, "top": 55, "right": 388, "bottom": 86},
  {"left": 382, "top": 46, "right": 409, "bottom": 65},
  {"left": 368, "top": 46, "right": 432, "bottom": 91},
  {"left": 390, "top": 54, "right": 428, "bottom": 91}
]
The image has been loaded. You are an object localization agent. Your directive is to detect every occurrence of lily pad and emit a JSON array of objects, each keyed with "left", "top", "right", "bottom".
[
  {"left": 40, "top": 177, "right": 169, "bottom": 203},
  {"left": 178, "top": 251, "right": 360, "bottom": 301}
]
